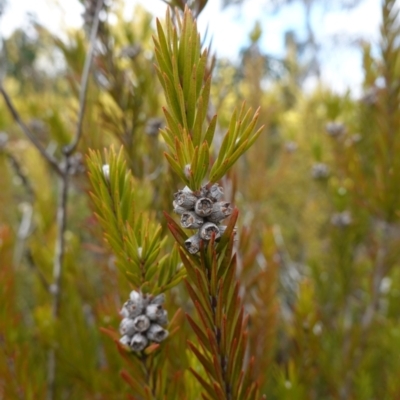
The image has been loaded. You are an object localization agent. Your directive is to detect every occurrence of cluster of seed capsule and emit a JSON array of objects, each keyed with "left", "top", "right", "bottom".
[
  {"left": 119, "top": 291, "right": 169, "bottom": 352},
  {"left": 173, "top": 184, "right": 233, "bottom": 254}
]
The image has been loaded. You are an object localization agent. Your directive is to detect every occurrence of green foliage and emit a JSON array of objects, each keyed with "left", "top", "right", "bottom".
[
  {"left": 154, "top": 8, "right": 263, "bottom": 190},
  {"left": 87, "top": 147, "right": 185, "bottom": 294}
]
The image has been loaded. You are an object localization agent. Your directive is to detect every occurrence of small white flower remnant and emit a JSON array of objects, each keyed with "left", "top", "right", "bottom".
[
  {"left": 102, "top": 164, "right": 110, "bottom": 181},
  {"left": 173, "top": 184, "right": 235, "bottom": 254},
  {"left": 119, "top": 291, "right": 169, "bottom": 352}
]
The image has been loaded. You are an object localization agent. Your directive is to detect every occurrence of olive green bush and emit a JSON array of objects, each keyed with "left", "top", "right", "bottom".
[{"left": 1, "top": 1, "right": 400, "bottom": 399}]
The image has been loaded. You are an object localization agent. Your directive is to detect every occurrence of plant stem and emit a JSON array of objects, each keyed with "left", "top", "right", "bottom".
[{"left": 46, "top": 160, "right": 69, "bottom": 400}]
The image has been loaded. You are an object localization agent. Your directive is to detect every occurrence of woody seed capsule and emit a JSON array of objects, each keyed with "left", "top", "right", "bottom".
[
  {"left": 181, "top": 211, "right": 204, "bottom": 229},
  {"left": 185, "top": 234, "right": 201, "bottom": 254},
  {"left": 172, "top": 201, "right": 187, "bottom": 215},
  {"left": 207, "top": 202, "right": 232, "bottom": 223},
  {"left": 147, "top": 324, "right": 169, "bottom": 343},
  {"left": 150, "top": 293, "right": 165, "bottom": 305},
  {"left": 146, "top": 304, "right": 164, "bottom": 321},
  {"left": 119, "top": 335, "right": 131, "bottom": 347},
  {"left": 155, "top": 310, "right": 169, "bottom": 326},
  {"left": 208, "top": 184, "right": 224, "bottom": 201},
  {"left": 194, "top": 197, "right": 213, "bottom": 217},
  {"left": 311, "top": 163, "right": 330, "bottom": 179},
  {"left": 174, "top": 190, "right": 198, "bottom": 209},
  {"left": 130, "top": 333, "right": 148, "bottom": 352},
  {"left": 119, "top": 318, "right": 137, "bottom": 336},
  {"left": 325, "top": 122, "right": 346, "bottom": 137},
  {"left": 132, "top": 315, "right": 151, "bottom": 332},
  {"left": 199, "top": 222, "right": 220, "bottom": 240},
  {"left": 120, "top": 299, "right": 143, "bottom": 319},
  {"left": 331, "top": 211, "right": 352, "bottom": 227}
]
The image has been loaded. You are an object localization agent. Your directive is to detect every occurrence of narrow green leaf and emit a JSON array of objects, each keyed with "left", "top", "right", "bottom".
[
  {"left": 187, "top": 341, "right": 217, "bottom": 381},
  {"left": 174, "top": 136, "right": 187, "bottom": 170},
  {"left": 163, "top": 72, "right": 182, "bottom": 123},
  {"left": 164, "top": 152, "right": 189, "bottom": 184},
  {"left": 212, "top": 382, "right": 226, "bottom": 400},
  {"left": 204, "top": 115, "right": 217, "bottom": 147},
  {"left": 196, "top": 49, "right": 208, "bottom": 97},
  {"left": 163, "top": 107, "right": 181, "bottom": 138},
  {"left": 184, "top": 280, "right": 213, "bottom": 328},
  {"left": 186, "top": 314, "right": 212, "bottom": 353},
  {"left": 200, "top": 76, "right": 211, "bottom": 123},
  {"left": 189, "top": 368, "right": 219, "bottom": 400},
  {"left": 187, "top": 64, "right": 198, "bottom": 131},
  {"left": 192, "top": 96, "right": 204, "bottom": 147},
  {"left": 156, "top": 19, "right": 172, "bottom": 69},
  {"left": 154, "top": 44, "right": 173, "bottom": 78},
  {"left": 232, "top": 333, "right": 247, "bottom": 393}
]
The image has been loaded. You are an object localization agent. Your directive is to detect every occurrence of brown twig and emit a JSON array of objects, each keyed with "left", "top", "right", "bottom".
[
  {"left": 63, "top": 0, "right": 104, "bottom": 156},
  {"left": 6, "top": 151, "right": 35, "bottom": 199},
  {"left": 0, "top": 85, "right": 63, "bottom": 176}
]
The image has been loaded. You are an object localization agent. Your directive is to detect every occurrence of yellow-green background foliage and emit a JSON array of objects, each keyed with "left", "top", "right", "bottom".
[{"left": 1, "top": 0, "right": 400, "bottom": 399}]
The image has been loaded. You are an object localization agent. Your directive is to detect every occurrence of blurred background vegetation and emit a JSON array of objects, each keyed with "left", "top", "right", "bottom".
[{"left": 1, "top": 0, "right": 400, "bottom": 399}]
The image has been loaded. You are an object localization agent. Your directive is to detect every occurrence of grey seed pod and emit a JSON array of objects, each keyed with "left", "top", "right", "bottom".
[
  {"left": 185, "top": 234, "right": 201, "bottom": 254},
  {"left": 331, "top": 211, "right": 352, "bottom": 227},
  {"left": 325, "top": 122, "right": 346, "bottom": 137},
  {"left": 119, "top": 335, "right": 131, "bottom": 347},
  {"left": 311, "top": 163, "right": 330, "bottom": 180},
  {"left": 119, "top": 318, "right": 137, "bottom": 336},
  {"left": 208, "top": 184, "right": 224, "bottom": 201},
  {"left": 181, "top": 211, "right": 204, "bottom": 229},
  {"left": 130, "top": 333, "right": 148, "bottom": 352},
  {"left": 285, "top": 141, "right": 298, "bottom": 153},
  {"left": 147, "top": 324, "right": 169, "bottom": 343},
  {"left": 199, "top": 222, "right": 220, "bottom": 240},
  {"left": 174, "top": 190, "right": 198, "bottom": 209},
  {"left": 120, "top": 299, "right": 143, "bottom": 319},
  {"left": 207, "top": 202, "right": 233, "bottom": 223},
  {"left": 360, "top": 87, "right": 378, "bottom": 105},
  {"left": 173, "top": 201, "right": 187, "bottom": 215},
  {"left": 155, "top": 310, "right": 169, "bottom": 326},
  {"left": 145, "top": 117, "right": 163, "bottom": 136},
  {"left": 150, "top": 293, "right": 165, "bottom": 305},
  {"left": 194, "top": 197, "right": 213, "bottom": 217},
  {"left": 199, "top": 185, "right": 209, "bottom": 198},
  {"left": 132, "top": 315, "right": 151, "bottom": 332},
  {"left": 146, "top": 304, "right": 164, "bottom": 321}
]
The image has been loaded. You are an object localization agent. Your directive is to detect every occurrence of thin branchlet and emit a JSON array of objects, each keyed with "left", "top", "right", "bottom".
[{"left": 0, "top": 85, "right": 63, "bottom": 176}]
